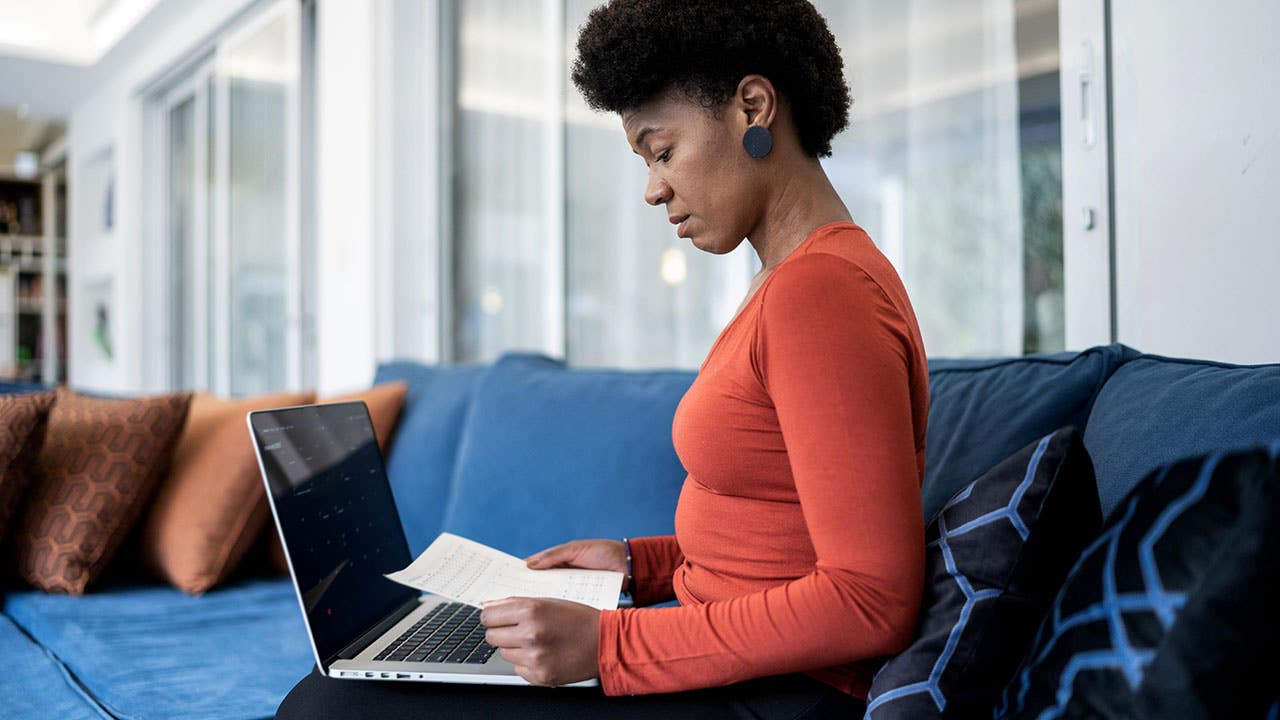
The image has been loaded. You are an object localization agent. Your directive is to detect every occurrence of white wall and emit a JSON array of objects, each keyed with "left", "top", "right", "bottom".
[
  {"left": 313, "top": 0, "right": 378, "bottom": 396},
  {"left": 64, "top": 0, "right": 260, "bottom": 393},
  {"left": 313, "top": 0, "right": 442, "bottom": 396},
  {"left": 1111, "top": 0, "right": 1280, "bottom": 364}
]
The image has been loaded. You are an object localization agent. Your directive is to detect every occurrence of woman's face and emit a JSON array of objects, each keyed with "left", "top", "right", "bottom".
[{"left": 621, "top": 88, "right": 768, "bottom": 255}]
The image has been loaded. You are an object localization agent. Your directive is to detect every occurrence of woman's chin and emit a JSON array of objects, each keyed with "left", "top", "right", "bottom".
[{"left": 690, "top": 234, "right": 736, "bottom": 255}]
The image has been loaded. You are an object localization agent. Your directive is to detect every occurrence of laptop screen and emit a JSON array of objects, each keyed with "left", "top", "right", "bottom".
[{"left": 249, "top": 402, "right": 417, "bottom": 665}]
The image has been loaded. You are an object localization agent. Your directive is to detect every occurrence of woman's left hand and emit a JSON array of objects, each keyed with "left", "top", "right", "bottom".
[{"left": 479, "top": 597, "right": 601, "bottom": 687}]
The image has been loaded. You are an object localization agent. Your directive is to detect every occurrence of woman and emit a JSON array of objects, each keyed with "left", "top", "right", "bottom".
[{"left": 280, "top": 0, "right": 927, "bottom": 716}]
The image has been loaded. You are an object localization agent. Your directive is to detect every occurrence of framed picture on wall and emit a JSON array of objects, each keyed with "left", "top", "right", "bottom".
[{"left": 81, "top": 276, "right": 114, "bottom": 364}]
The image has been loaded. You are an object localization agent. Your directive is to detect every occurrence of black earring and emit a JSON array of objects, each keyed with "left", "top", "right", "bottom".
[{"left": 743, "top": 125, "right": 773, "bottom": 159}]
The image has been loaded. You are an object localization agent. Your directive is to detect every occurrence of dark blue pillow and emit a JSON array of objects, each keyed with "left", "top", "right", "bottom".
[
  {"left": 996, "top": 440, "right": 1280, "bottom": 720},
  {"left": 923, "top": 343, "right": 1137, "bottom": 521},
  {"left": 865, "top": 426, "right": 1102, "bottom": 719}
]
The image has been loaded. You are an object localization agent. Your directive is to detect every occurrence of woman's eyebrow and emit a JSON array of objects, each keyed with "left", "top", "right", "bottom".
[{"left": 634, "top": 125, "right": 665, "bottom": 147}]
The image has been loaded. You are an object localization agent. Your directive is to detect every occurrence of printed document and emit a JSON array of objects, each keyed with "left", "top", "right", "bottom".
[{"left": 385, "top": 533, "right": 625, "bottom": 611}]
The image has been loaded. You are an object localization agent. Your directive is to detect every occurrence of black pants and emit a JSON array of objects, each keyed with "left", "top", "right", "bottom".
[{"left": 277, "top": 666, "right": 865, "bottom": 719}]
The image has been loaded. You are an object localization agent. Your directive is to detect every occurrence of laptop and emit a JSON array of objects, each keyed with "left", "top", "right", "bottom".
[{"left": 247, "top": 400, "right": 597, "bottom": 687}]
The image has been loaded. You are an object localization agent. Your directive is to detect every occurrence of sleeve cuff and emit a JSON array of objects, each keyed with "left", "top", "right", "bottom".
[
  {"left": 596, "top": 608, "right": 629, "bottom": 696},
  {"left": 629, "top": 535, "right": 682, "bottom": 607}
]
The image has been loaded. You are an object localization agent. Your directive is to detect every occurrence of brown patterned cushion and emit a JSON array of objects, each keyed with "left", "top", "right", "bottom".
[
  {"left": 0, "top": 391, "right": 57, "bottom": 546},
  {"left": 137, "top": 390, "right": 315, "bottom": 595},
  {"left": 8, "top": 387, "right": 192, "bottom": 594},
  {"left": 266, "top": 381, "right": 409, "bottom": 573}
]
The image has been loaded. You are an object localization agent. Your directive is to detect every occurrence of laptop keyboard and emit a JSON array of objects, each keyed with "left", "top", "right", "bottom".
[{"left": 373, "top": 602, "right": 497, "bottom": 665}]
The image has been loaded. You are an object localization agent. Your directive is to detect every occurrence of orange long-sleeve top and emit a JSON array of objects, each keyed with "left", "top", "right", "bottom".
[{"left": 596, "top": 221, "right": 930, "bottom": 698}]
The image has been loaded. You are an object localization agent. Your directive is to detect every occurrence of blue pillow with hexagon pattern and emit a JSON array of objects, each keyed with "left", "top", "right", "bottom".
[
  {"left": 995, "top": 441, "right": 1280, "bottom": 720},
  {"left": 865, "top": 426, "right": 1101, "bottom": 719}
]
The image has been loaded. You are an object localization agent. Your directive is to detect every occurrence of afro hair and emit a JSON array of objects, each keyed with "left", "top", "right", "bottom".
[{"left": 570, "top": 0, "right": 852, "bottom": 158}]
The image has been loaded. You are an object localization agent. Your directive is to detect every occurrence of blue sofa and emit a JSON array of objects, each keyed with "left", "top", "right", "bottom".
[{"left": 3, "top": 344, "right": 1277, "bottom": 719}]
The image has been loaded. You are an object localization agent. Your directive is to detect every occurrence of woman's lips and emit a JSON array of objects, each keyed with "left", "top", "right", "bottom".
[{"left": 670, "top": 213, "right": 691, "bottom": 237}]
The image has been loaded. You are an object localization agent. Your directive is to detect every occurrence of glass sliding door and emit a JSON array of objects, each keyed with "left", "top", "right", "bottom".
[
  {"left": 163, "top": 71, "right": 213, "bottom": 393},
  {"left": 814, "top": 0, "right": 1064, "bottom": 356},
  {"left": 166, "top": 95, "right": 199, "bottom": 389},
  {"left": 450, "top": 0, "right": 559, "bottom": 363},
  {"left": 445, "top": 0, "right": 1064, "bottom": 365},
  {"left": 217, "top": 0, "right": 302, "bottom": 395},
  {"left": 159, "top": 0, "right": 305, "bottom": 395},
  {"left": 562, "top": 0, "right": 756, "bottom": 370}
]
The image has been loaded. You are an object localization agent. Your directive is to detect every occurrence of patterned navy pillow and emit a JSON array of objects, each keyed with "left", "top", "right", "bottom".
[
  {"left": 865, "top": 426, "right": 1102, "bottom": 719},
  {"left": 996, "top": 440, "right": 1280, "bottom": 720}
]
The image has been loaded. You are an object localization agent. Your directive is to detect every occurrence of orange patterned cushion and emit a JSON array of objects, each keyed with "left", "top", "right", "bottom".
[
  {"left": 137, "top": 390, "right": 315, "bottom": 595},
  {"left": 265, "top": 381, "right": 409, "bottom": 573},
  {"left": 0, "top": 391, "right": 57, "bottom": 546},
  {"left": 8, "top": 387, "right": 192, "bottom": 594}
]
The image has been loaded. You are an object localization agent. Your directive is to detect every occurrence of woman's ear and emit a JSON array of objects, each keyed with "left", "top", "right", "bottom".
[{"left": 734, "top": 74, "right": 778, "bottom": 131}]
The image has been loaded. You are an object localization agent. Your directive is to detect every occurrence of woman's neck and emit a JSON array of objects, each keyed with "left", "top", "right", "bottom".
[{"left": 746, "top": 159, "right": 852, "bottom": 273}]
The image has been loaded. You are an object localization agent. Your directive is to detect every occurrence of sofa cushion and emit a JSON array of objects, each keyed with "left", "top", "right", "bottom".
[
  {"left": 0, "top": 391, "right": 56, "bottom": 546},
  {"left": 865, "top": 427, "right": 1102, "bottom": 719},
  {"left": 1083, "top": 354, "right": 1280, "bottom": 518},
  {"left": 922, "top": 343, "right": 1138, "bottom": 521},
  {"left": 442, "top": 353, "right": 695, "bottom": 559},
  {"left": 323, "top": 380, "right": 410, "bottom": 456},
  {"left": 2, "top": 577, "right": 313, "bottom": 720},
  {"left": 995, "top": 441, "right": 1280, "bottom": 720},
  {"left": 140, "top": 390, "right": 315, "bottom": 595},
  {"left": 0, "top": 381, "right": 46, "bottom": 395},
  {"left": 9, "top": 388, "right": 192, "bottom": 594},
  {"left": 373, "top": 362, "right": 487, "bottom": 555},
  {"left": 0, "top": 614, "right": 108, "bottom": 719}
]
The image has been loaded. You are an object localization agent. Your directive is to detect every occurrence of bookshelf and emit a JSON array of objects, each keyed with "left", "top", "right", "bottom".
[{"left": 0, "top": 171, "right": 67, "bottom": 384}]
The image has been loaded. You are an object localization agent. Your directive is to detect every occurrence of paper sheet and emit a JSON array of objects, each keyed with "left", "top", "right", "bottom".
[{"left": 384, "top": 533, "right": 624, "bottom": 611}]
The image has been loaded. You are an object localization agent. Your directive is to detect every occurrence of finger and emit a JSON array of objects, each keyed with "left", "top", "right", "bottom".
[
  {"left": 500, "top": 647, "right": 531, "bottom": 667},
  {"left": 525, "top": 544, "right": 572, "bottom": 568},
  {"left": 479, "top": 597, "right": 528, "bottom": 627},
  {"left": 483, "top": 626, "right": 523, "bottom": 649}
]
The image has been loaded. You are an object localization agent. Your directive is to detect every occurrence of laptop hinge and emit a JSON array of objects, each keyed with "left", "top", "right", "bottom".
[{"left": 329, "top": 596, "right": 423, "bottom": 665}]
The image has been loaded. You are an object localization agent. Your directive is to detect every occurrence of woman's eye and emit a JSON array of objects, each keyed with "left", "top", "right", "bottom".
[{"left": 657, "top": 150, "right": 671, "bottom": 163}]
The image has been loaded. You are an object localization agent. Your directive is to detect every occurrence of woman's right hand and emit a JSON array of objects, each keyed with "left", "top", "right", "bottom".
[{"left": 525, "top": 539, "right": 627, "bottom": 574}]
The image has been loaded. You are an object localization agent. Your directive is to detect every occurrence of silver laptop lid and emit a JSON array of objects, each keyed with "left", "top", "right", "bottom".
[{"left": 248, "top": 401, "right": 417, "bottom": 669}]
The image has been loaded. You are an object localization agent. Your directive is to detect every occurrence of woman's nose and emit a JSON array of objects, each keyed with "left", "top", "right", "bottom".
[{"left": 644, "top": 173, "right": 671, "bottom": 206}]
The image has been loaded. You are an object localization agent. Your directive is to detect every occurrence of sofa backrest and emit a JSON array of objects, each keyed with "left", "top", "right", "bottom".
[
  {"left": 1084, "top": 353, "right": 1280, "bottom": 518},
  {"left": 438, "top": 353, "right": 695, "bottom": 559},
  {"left": 921, "top": 343, "right": 1139, "bottom": 520},
  {"left": 377, "top": 342, "right": 1280, "bottom": 555},
  {"left": 372, "top": 361, "right": 487, "bottom": 556}
]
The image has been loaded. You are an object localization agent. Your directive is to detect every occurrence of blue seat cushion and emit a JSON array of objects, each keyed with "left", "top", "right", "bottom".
[
  {"left": 374, "top": 361, "right": 487, "bottom": 555},
  {"left": 1084, "top": 354, "right": 1280, "bottom": 518},
  {"left": 0, "top": 381, "right": 47, "bottom": 395},
  {"left": 442, "top": 353, "right": 695, "bottom": 558},
  {"left": 0, "top": 614, "right": 108, "bottom": 719},
  {"left": 922, "top": 343, "right": 1139, "bottom": 521},
  {"left": 2, "top": 578, "right": 313, "bottom": 720}
]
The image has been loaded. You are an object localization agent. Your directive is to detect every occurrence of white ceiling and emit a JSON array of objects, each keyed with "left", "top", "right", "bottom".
[{"left": 0, "top": 0, "right": 162, "bottom": 65}]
